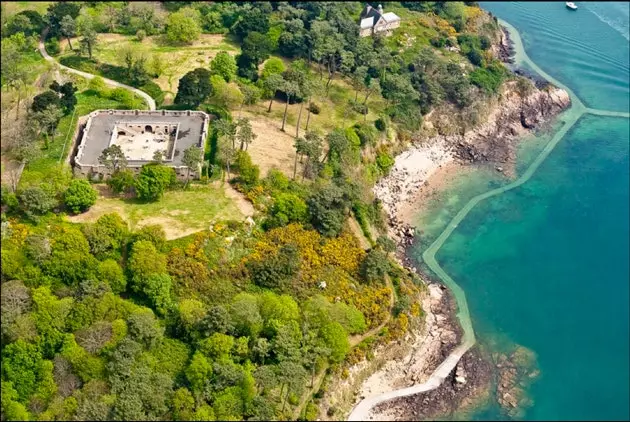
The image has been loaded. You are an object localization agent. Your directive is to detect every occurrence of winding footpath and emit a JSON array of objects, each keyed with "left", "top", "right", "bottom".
[
  {"left": 39, "top": 28, "right": 156, "bottom": 110},
  {"left": 348, "top": 18, "right": 629, "bottom": 422}
]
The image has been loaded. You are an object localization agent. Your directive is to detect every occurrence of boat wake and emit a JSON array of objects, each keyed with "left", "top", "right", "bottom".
[{"left": 584, "top": 3, "right": 630, "bottom": 42}]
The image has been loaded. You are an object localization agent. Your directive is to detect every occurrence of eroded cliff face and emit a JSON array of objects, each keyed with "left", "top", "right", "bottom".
[{"left": 451, "top": 83, "right": 571, "bottom": 169}]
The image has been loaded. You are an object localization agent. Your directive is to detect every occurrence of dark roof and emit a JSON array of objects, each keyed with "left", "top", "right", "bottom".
[{"left": 360, "top": 4, "right": 382, "bottom": 23}]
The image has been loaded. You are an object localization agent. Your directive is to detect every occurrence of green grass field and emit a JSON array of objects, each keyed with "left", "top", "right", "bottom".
[
  {"left": 66, "top": 183, "right": 246, "bottom": 239},
  {"left": 2, "top": 1, "right": 51, "bottom": 17},
  {"left": 59, "top": 33, "right": 239, "bottom": 100}
]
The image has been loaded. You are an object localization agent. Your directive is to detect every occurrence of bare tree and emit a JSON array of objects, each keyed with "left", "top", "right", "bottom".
[
  {"left": 75, "top": 321, "right": 114, "bottom": 354},
  {"left": 0, "top": 280, "right": 31, "bottom": 328},
  {"left": 53, "top": 356, "right": 82, "bottom": 398}
]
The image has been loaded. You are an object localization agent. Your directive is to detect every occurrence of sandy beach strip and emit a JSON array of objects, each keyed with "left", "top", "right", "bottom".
[{"left": 373, "top": 138, "right": 455, "bottom": 221}]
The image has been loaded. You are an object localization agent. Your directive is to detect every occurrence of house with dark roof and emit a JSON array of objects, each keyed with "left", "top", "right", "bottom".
[{"left": 359, "top": 3, "right": 401, "bottom": 37}]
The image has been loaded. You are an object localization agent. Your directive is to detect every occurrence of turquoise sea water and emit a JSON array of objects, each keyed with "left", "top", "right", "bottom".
[{"left": 412, "top": 2, "right": 629, "bottom": 420}]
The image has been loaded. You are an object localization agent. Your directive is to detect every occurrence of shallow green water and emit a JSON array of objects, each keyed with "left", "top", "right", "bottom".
[{"left": 411, "top": 2, "right": 629, "bottom": 420}]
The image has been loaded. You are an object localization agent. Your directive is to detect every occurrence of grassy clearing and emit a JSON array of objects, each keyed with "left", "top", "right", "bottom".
[
  {"left": 241, "top": 71, "right": 387, "bottom": 176},
  {"left": 57, "top": 34, "right": 390, "bottom": 177},
  {"left": 60, "top": 33, "right": 239, "bottom": 100},
  {"left": 2, "top": 1, "right": 52, "bottom": 17},
  {"left": 19, "top": 91, "right": 132, "bottom": 189},
  {"left": 66, "top": 183, "right": 247, "bottom": 240},
  {"left": 19, "top": 51, "right": 52, "bottom": 86}
]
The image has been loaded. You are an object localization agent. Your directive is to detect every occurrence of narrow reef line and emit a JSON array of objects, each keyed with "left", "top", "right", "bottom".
[
  {"left": 347, "top": 17, "right": 595, "bottom": 421},
  {"left": 585, "top": 108, "right": 630, "bottom": 118}
]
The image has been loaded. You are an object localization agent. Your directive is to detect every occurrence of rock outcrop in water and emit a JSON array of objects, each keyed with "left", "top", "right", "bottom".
[
  {"left": 451, "top": 84, "right": 571, "bottom": 168},
  {"left": 494, "top": 345, "right": 540, "bottom": 418}
]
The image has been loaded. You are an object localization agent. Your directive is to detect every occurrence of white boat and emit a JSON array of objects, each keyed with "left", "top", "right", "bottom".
[{"left": 566, "top": 2, "right": 578, "bottom": 10}]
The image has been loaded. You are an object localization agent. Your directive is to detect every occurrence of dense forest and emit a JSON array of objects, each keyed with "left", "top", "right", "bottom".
[{"left": 1, "top": 1, "right": 511, "bottom": 420}]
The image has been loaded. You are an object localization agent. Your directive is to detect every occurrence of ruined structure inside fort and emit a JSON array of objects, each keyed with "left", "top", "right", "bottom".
[{"left": 73, "top": 110, "right": 210, "bottom": 180}]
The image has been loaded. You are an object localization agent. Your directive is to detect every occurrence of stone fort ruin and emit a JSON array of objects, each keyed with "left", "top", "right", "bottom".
[{"left": 73, "top": 110, "right": 210, "bottom": 181}]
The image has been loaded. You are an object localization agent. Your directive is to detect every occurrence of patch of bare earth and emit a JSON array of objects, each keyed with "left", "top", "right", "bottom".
[
  {"left": 239, "top": 110, "right": 303, "bottom": 178},
  {"left": 134, "top": 216, "right": 198, "bottom": 240},
  {"left": 65, "top": 202, "right": 125, "bottom": 224},
  {"left": 347, "top": 216, "right": 372, "bottom": 250},
  {"left": 220, "top": 183, "right": 255, "bottom": 217}
]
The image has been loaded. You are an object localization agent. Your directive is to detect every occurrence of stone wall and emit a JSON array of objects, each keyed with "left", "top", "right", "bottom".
[{"left": 74, "top": 109, "right": 208, "bottom": 181}]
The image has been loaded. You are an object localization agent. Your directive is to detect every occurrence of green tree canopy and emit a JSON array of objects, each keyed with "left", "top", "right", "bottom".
[
  {"left": 134, "top": 164, "right": 176, "bottom": 202},
  {"left": 210, "top": 51, "right": 237, "bottom": 82},
  {"left": 64, "top": 179, "right": 98, "bottom": 214},
  {"left": 174, "top": 68, "right": 213, "bottom": 107},
  {"left": 166, "top": 7, "right": 202, "bottom": 45},
  {"left": 98, "top": 259, "right": 127, "bottom": 294}
]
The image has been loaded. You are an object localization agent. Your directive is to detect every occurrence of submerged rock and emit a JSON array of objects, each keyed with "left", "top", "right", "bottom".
[{"left": 495, "top": 344, "right": 540, "bottom": 417}]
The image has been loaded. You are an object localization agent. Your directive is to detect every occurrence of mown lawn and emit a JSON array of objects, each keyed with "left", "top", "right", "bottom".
[{"left": 66, "top": 183, "right": 246, "bottom": 240}]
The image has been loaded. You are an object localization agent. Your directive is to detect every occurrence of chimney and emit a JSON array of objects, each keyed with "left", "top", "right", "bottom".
[
  {"left": 365, "top": 4, "right": 372, "bottom": 14},
  {"left": 378, "top": 4, "right": 383, "bottom": 14}
]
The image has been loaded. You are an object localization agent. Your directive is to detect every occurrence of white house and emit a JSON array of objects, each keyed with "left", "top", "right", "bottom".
[{"left": 359, "top": 4, "right": 401, "bottom": 37}]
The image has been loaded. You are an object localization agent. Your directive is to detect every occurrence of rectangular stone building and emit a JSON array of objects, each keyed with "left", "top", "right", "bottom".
[{"left": 73, "top": 110, "right": 210, "bottom": 181}]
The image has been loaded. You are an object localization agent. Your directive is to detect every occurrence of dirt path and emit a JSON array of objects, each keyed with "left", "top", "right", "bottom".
[
  {"left": 292, "top": 276, "right": 395, "bottom": 420},
  {"left": 347, "top": 216, "right": 372, "bottom": 251},
  {"left": 220, "top": 182, "right": 255, "bottom": 217},
  {"left": 39, "top": 28, "right": 156, "bottom": 110},
  {"left": 349, "top": 277, "right": 395, "bottom": 348}
]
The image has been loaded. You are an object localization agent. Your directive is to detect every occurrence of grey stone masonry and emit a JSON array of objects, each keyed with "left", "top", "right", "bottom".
[{"left": 74, "top": 110, "right": 209, "bottom": 181}]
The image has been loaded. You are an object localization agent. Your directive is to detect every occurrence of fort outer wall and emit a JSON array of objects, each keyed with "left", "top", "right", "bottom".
[{"left": 73, "top": 110, "right": 210, "bottom": 181}]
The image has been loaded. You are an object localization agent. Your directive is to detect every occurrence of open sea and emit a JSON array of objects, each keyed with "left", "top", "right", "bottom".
[{"left": 410, "top": 2, "right": 629, "bottom": 420}]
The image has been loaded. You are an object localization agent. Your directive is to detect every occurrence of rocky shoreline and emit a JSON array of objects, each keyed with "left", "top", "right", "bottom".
[
  {"left": 497, "top": 23, "right": 549, "bottom": 90},
  {"left": 376, "top": 77, "right": 571, "bottom": 238},
  {"left": 323, "top": 279, "right": 464, "bottom": 421},
  {"left": 377, "top": 19, "right": 572, "bottom": 241},
  {"left": 356, "top": 31, "right": 570, "bottom": 421},
  {"left": 371, "top": 346, "right": 494, "bottom": 421}
]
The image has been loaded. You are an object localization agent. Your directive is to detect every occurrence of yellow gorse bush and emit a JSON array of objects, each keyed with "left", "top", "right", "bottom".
[
  {"left": 247, "top": 224, "right": 391, "bottom": 328},
  {"left": 8, "top": 220, "right": 30, "bottom": 246}
]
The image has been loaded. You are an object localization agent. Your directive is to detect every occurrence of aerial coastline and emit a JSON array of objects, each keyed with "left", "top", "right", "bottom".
[
  {"left": 340, "top": 20, "right": 572, "bottom": 421},
  {"left": 6, "top": 2, "right": 623, "bottom": 421}
]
